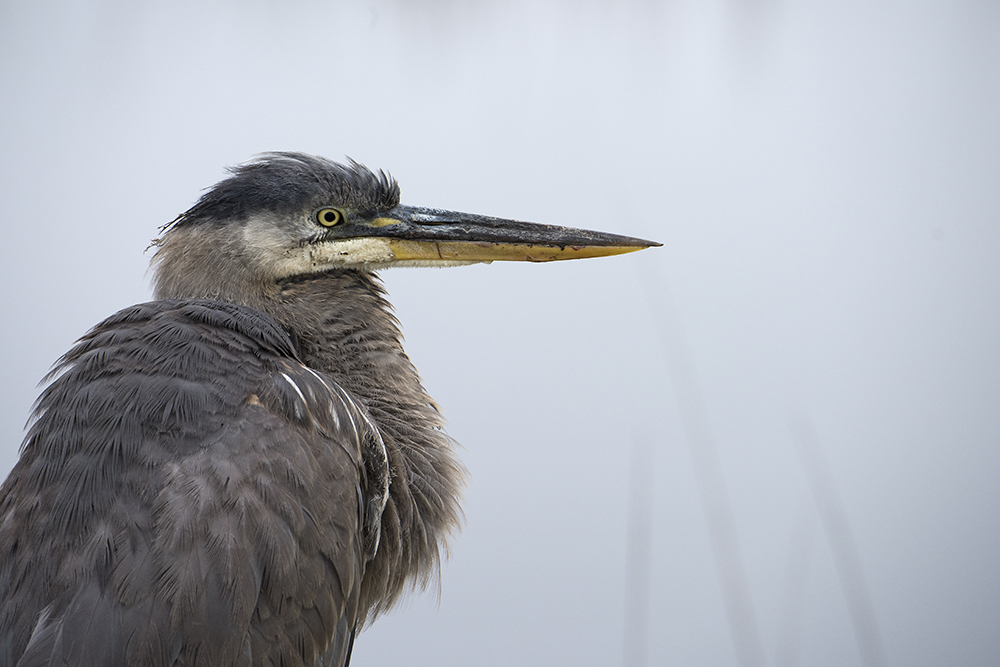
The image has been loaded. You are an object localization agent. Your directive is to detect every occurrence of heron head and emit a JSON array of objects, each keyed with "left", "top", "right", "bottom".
[{"left": 151, "top": 152, "right": 659, "bottom": 302}]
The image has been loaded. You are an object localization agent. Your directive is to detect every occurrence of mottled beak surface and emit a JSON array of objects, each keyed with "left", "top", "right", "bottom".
[{"left": 325, "top": 205, "right": 661, "bottom": 263}]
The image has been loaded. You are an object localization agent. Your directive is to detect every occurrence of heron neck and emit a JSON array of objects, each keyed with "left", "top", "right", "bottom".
[
  {"left": 264, "top": 271, "right": 425, "bottom": 419},
  {"left": 265, "top": 269, "right": 462, "bottom": 614}
]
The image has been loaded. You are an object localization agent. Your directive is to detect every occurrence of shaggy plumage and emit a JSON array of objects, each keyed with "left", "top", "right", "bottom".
[
  {"left": 0, "top": 152, "right": 654, "bottom": 667},
  {"left": 0, "top": 155, "right": 463, "bottom": 667}
]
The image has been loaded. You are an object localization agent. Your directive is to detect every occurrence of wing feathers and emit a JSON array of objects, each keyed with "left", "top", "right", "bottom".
[{"left": 0, "top": 299, "right": 378, "bottom": 667}]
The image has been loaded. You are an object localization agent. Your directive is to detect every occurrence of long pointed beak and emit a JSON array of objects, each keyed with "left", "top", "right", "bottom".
[{"left": 353, "top": 205, "right": 661, "bottom": 263}]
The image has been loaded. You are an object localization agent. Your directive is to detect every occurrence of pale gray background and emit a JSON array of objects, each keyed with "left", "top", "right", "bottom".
[{"left": 1, "top": 1, "right": 998, "bottom": 666}]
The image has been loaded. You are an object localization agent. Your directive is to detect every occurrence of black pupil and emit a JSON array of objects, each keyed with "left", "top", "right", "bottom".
[{"left": 323, "top": 211, "right": 337, "bottom": 224}]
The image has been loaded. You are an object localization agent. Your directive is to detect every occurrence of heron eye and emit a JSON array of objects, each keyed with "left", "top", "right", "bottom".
[{"left": 316, "top": 208, "right": 344, "bottom": 227}]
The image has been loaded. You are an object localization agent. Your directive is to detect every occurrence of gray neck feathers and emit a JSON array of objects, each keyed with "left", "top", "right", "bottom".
[
  {"left": 153, "top": 260, "right": 464, "bottom": 618},
  {"left": 269, "top": 271, "right": 465, "bottom": 616},
  {"left": 151, "top": 225, "right": 280, "bottom": 305}
]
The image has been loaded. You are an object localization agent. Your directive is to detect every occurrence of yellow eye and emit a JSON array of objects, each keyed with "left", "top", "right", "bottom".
[{"left": 316, "top": 207, "right": 344, "bottom": 227}]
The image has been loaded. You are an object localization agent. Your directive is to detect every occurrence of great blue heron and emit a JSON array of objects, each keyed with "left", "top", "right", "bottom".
[{"left": 0, "top": 153, "right": 658, "bottom": 666}]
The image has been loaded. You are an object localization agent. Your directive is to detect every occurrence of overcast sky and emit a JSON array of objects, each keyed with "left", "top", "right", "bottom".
[{"left": 1, "top": 1, "right": 998, "bottom": 665}]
